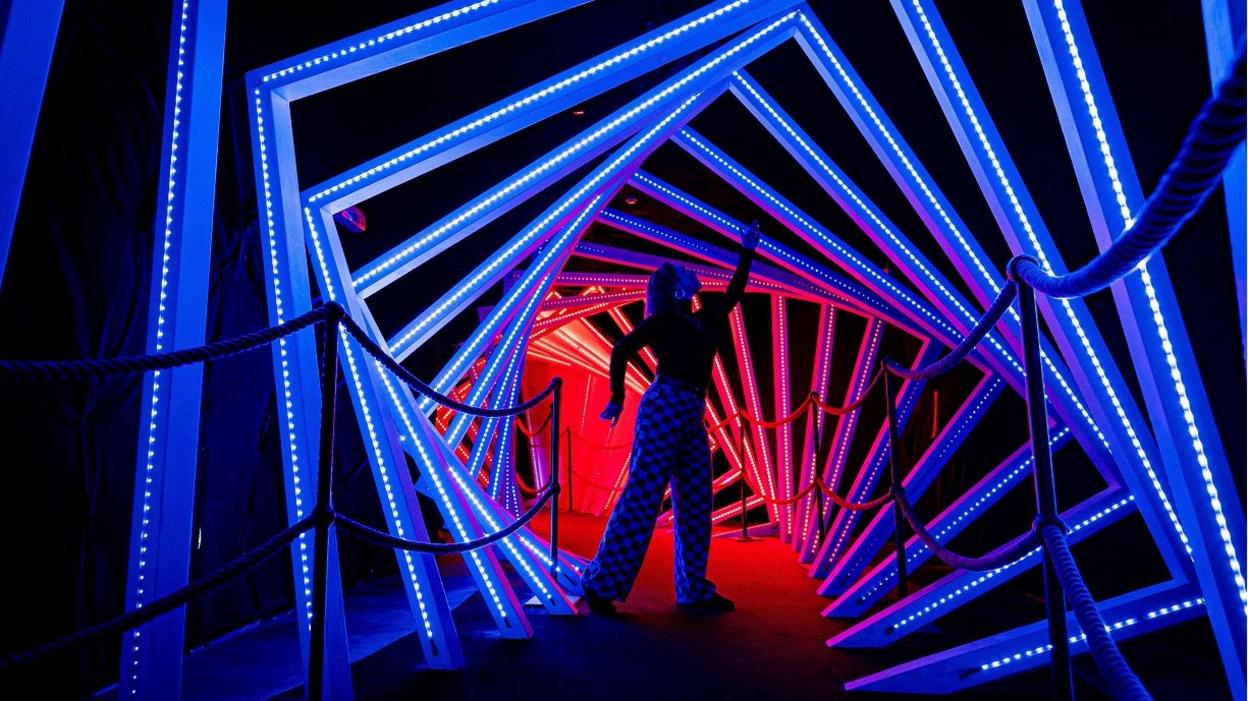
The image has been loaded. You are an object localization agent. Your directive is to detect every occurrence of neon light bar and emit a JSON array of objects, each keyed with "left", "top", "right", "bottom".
[
  {"left": 795, "top": 304, "right": 835, "bottom": 553},
  {"left": 124, "top": 3, "right": 229, "bottom": 697},
  {"left": 445, "top": 267, "right": 561, "bottom": 446},
  {"left": 305, "top": 0, "right": 800, "bottom": 210},
  {"left": 804, "top": 340, "right": 936, "bottom": 567},
  {"left": 1025, "top": 3, "right": 1244, "bottom": 681},
  {"left": 729, "top": 305, "right": 780, "bottom": 522},
  {"left": 831, "top": 491, "right": 1135, "bottom": 649},
  {"left": 818, "top": 376, "right": 1004, "bottom": 589},
  {"left": 593, "top": 209, "right": 881, "bottom": 316},
  {"left": 827, "top": 427, "right": 1073, "bottom": 618},
  {"left": 350, "top": 11, "right": 800, "bottom": 298},
  {"left": 253, "top": 0, "right": 584, "bottom": 97},
  {"left": 844, "top": 581, "right": 1200, "bottom": 693},
  {"left": 628, "top": 169, "right": 991, "bottom": 373},
  {"left": 797, "top": 318, "right": 885, "bottom": 564},
  {"left": 772, "top": 295, "right": 795, "bottom": 540},
  {"left": 892, "top": 0, "right": 1192, "bottom": 574},
  {"left": 407, "top": 76, "right": 740, "bottom": 405}
]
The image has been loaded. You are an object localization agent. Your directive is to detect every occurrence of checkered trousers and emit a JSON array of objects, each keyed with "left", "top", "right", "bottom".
[{"left": 581, "top": 375, "right": 718, "bottom": 604}]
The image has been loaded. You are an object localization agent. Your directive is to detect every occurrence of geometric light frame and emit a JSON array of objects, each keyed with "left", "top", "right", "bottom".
[{"left": 1, "top": 0, "right": 1222, "bottom": 698}]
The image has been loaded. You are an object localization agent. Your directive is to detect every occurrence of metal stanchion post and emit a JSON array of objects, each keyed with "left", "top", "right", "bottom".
[
  {"left": 735, "top": 412, "right": 753, "bottom": 541},
  {"left": 309, "top": 311, "right": 340, "bottom": 701},
  {"left": 1018, "top": 278, "right": 1074, "bottom": 701},
  {"left": 549, "top": 379, "right": 561, "bottom": 579},
  {"left": 884, "top": 370, "right": 909, "bottom": 599},
  {"left": 565, "top": 425, "right": 573, "bottom": 513}
]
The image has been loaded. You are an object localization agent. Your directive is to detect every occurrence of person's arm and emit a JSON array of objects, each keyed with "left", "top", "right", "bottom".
[
  {"left": 602, "top": 316, "right": 658, "bottom": 423},
  {"left": 718, "top": 223, "right": 760, "bottom": 315}
]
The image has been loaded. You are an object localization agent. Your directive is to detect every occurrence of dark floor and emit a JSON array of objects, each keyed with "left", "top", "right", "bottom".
[{"left": 163, "top": 512, "right": 1227, "bottom": 700}]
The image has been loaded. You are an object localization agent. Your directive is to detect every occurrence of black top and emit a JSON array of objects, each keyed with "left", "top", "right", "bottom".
[{"left": 609, "top": 248, "right": 755, "bottom": 404}]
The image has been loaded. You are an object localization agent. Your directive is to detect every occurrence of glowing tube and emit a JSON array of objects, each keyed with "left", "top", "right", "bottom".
[
  {"left": 123, "top": 3, "right": 232, "bottom": 697},
  {"left": 890, "top": 0, "right": 1192, "bottom": 577},
  {"left": 817, "top": 376, "right": 1004, "bottom": 589},
  {"left": 771, "top": 296, "right": 795, "bottom": 540},
  {"left": 794, "top": 305, "right": 836, "bottom": 554},
  {"left": 805, "top": 341, "right": 936, "bottom": 567},
  {"left": 728, "top": 305, "right": 780, "bottom": 522},
  {"left": 840, "top": 540, "right": 1194, "bottom": 696},
  {"left": 831, "top": 490, "right": 1137, "bottom": 650},
  {"left": 671, "top": 127, "right": 1117, "bottom": 476},
  {"left": 796, "top": 318, "right": 884, "bottom": 564},
  {"left": 349, "top": 10, "right": 801, "bottom": 298},
  {"left": 1024, "top": 0, "right": 1245, "bottom": 680},
  {"left": 826, "top": 428, "right": 1073, "bottom": 618},
  {"left": 303, "top": 0, "right": 803, "bottom": 213},
  {"left": 416, "top": 78, "right": 744, "bottom": 413}
]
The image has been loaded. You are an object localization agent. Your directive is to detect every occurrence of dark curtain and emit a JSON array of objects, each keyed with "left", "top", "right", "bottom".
[{"left": 0, "top": 2, "right": 391, "bottom": 697}]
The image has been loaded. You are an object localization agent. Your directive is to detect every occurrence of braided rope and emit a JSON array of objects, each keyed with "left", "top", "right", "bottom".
[
  {"left": 894, "top": 487, "right": 1039, "bottom": 571},
  {"left": 339, "top": 316, "right": 559, "bottom": 417},
  {"left": 0, "top": 515, "right": 314, "bottom": 670},
  {"left": 738, "top": 395, "right": 814, "bottom": 428},
  {"left": 1038, "top": 524, "right": 1153, "bottom": 701},
  {"left": 823, "top": 483, "right": 894, "bottom": 512},
  {"left": 757, "top": 479, "right": 819, "bottom": 506},
  {"left": 810, "top": 369, "right": 885, "bottom": 416},
  {"left": 335, "top": 485, "right": 557, "bottom": 553},
  {"left": 1013, "top": 45, "right": 1245, "bottom": 299},
  {"left": 885, "top": 281, "right": 1017, "bottom": 381},
  {"left": 0, "top": 306, "right": 333, "bottom": 383}
]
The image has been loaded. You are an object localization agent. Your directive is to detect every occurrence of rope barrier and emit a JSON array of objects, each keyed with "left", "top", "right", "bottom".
[
  {"left": 884, "top": 281, "right": 1017, "bottom": 381},
  {"left": 757, "top": 480, "right": 819, "bottom": 506},
  {"left": 823, "top": 485, "right": 893, "bottom": 513},
  {"left": 334, "top": 485, "right": 558, "bottom": 553},
  {"left": 0, "top": 306, "right": 333, "bottom": 382},
  {"left": 810, "top": 369, "right": 885, "bottom": 416},
  {"left": 0, "top": 515, "right": 314, "bottom": 670},
  {"left": 1013, "top": 45, "right": 1245, "bottom": 299},
  {"left": 339, "top": 315, "right": 559, "bottom": 417},
  {"left": 1038, "top": 524, "right": 1153, "bottom": 701},
  {"left": 893, "top": 487, "right": 1040, "bottom": 572}
]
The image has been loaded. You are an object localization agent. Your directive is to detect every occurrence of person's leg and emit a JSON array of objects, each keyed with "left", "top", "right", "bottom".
[
  {"left": 670, "top": 398, "right": 717, "bottom": 604},
  {"left": 580, "top": 387, "right": 680, "bottom": 601}
]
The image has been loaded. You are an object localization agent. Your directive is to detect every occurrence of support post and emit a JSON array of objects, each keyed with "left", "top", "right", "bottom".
[
  {"left": 884, "top": 371, "right": 909, "bottom": 599},
  {"left": 550, "top": 380, "right": 562, "bottom": 578},
  {"left": 735, "top": 413, "right": 753, "bottom": 542},
  {"left": 565, "top": 426, "right": 574, "bottom": 512},
  {"left": 1017, "top": 277, "right": 1073, "bottom": 701},
  {"left": 309, "top": 309, "right": 341, "bottom": 701}
]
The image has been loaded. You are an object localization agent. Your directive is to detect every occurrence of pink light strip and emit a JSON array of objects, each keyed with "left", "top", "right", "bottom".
[
  {"left": 772, "top": 295, "right": 796, "bottom": 540},
  {"left": 729, "top": 304, "right": 780, "bottom": 523},
  {"left": 799, "top": 317, "right": 884, "bottom": 564},
  {"left": 794, "top": 304, "right": 836, "bottom": 553}
]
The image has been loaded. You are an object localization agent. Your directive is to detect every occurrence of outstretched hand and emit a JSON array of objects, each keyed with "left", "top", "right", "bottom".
[
  {"left": 600, "top": 400, "right": 623, "bottom": 427},
  {"left": 742, "top": 220, "right": 761, "bottom": 251}
]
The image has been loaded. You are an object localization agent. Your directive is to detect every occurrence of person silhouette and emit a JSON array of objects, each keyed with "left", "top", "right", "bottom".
[{"left": 579, "top": 222, "right": 760, "bottom": 615}]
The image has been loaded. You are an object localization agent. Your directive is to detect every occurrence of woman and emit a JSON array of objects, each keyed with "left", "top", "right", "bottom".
[{"left": 579, "top": 223, "right": 760, "bottom": 615}]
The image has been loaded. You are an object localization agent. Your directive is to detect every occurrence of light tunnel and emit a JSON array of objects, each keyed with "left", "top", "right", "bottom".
[{"left": 0, "top": 0, "right": 1243, "bottom": 699}]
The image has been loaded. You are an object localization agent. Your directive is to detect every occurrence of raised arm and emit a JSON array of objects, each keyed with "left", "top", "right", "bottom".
[{"left": 718, "top": 222, "right": 761, "bottom": 314}]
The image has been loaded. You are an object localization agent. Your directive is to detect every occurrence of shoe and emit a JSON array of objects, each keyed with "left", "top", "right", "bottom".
[
  {"left": 677, "top": 592, "right": 735, "bottom": 612},
  {"left": 582, "top": 586, "right": 618, "bottom": 616}
]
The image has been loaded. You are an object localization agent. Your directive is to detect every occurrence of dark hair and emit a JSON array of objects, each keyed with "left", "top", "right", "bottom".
[{"left": 646, "top": 262, "right": 680, "bottom": 317}]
